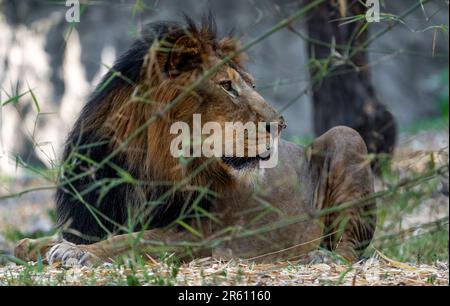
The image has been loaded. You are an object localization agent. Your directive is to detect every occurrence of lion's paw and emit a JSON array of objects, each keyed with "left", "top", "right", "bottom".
[
  {"left": 46, "top": 241, "right": 100, "bottom": 267},
  {"left": 306, "top": 250, "right": 345, "bottom": 265}
]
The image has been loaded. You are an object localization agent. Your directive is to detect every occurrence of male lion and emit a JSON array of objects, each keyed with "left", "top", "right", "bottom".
[{"left": 15, "top": 18, "right": 376, "bottom": 266}]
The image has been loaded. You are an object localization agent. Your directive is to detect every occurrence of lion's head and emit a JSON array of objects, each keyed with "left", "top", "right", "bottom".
[{"left": 90, "top": 17, "right": 285, "bottom": 193}]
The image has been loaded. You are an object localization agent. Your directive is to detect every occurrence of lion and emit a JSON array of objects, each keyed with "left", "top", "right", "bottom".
[{"left": 14, "top": 17, "right": 376, "bottom": 266}]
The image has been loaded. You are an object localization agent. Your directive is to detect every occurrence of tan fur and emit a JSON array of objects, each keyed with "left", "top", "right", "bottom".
[{"left": 14, "top": 23, "right": 376, "bottom": 266}]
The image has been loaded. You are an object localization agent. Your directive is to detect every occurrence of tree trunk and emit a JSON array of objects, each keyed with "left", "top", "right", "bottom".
[{"left": 306, "top": 1, "right": 396, "bottom": 161}]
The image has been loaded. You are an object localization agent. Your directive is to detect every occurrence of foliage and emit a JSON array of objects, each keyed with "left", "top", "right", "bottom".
[{"left": 0, "top": 0, "right": 448, "bottom": 286}]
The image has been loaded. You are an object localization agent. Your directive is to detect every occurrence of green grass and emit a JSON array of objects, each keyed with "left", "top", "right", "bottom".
[
  {"left": 403, "top": 116, "right": 449, "bottom": 135},
  {"left": 377, "top": 229, "right": 449, "bottom": 264}
]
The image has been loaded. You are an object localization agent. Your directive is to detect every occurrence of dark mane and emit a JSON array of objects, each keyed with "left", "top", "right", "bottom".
[
  {"left": 89, "top": 15, "right": 218, "bottom": 113},
  {"left": 55, "top": 18, "right": 220, "bottom": 244}
]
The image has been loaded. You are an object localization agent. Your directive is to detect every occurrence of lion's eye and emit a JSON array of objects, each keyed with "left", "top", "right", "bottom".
[
  {"left": 219, "top": 80, "right": 238, "bottom": 99},
  {"left": 220, "top": 80, "right": 233, "bottom": 92}
]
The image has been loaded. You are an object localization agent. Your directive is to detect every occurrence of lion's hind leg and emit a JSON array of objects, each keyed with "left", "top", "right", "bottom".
[{"left": 309, "top": 126, "right": 377, "bottom": 262}]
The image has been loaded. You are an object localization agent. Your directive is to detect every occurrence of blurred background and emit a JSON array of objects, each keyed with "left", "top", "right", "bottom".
[
  {"left": 0, "top": 0, "right": 448, "bottom": 269},
  {"left": 0, "top": 0, "right": 448, "bottom": 174}
]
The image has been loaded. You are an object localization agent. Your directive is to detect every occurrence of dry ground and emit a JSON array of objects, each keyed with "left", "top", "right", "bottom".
[
  {"left": 0, "top": 130, "right": 448, "bottom": 286},
  {"left": 0, "top": 256, "right": 448, "bottom": 286}
]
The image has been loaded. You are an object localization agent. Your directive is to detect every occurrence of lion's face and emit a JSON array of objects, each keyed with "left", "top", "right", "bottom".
[
  {"left": 146, "top": 28, "right": 286, "bottom": 172},
  {"left": 197, "top": 63, "right": 286, "bottom": 170},
  {"left": 108, "top": 21, "right": 286, "bottom": 186}
]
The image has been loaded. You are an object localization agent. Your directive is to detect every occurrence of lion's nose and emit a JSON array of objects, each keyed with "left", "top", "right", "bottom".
[
  {"left": 278, "top": 116, "right": 287, "bottom": 132},
  {"left": 266, "top": 116, "right": 287, "bottom": 135}
]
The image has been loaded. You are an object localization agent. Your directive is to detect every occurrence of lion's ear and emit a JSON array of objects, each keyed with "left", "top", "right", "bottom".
[
  {"left": 218, "top": 37, "right": 247, "bottom": 65},
  {"left": 168, "top": 35, "right": 203, "bottom": 77}
]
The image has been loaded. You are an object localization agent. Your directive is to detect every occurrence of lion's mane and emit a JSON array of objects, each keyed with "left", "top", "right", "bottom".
[{"left": 56, "top": 17, "right": 245, "bottom": 244}]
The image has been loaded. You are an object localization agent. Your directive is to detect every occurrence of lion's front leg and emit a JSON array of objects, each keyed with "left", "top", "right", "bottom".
[
  {"left": 46, "top": 241, "right": 103, "bottom": 267},
  {"left": 14, "top": 236, "right": 59, "bottom": 262},
  {"left": 45, "top": 227, "right": 212, "bottom": 267},
  {"left": 14, "top": 236, "right": 100, "bottom": 267}
]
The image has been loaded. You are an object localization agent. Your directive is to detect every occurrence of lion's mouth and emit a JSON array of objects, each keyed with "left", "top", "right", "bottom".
[{"left": 221, "top": 154, "right": 271, "bottom": 170}]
